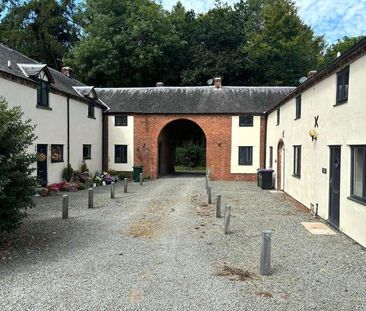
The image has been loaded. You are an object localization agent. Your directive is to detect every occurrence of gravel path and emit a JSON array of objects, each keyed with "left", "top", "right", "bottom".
[{"left": 0, "top": 177, "right": 365, "bottom": 310}]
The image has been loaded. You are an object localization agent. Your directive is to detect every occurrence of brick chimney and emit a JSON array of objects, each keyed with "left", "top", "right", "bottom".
[
  {"left": 214, "top": 77, "right": 222, "bottom": 89},
  {"left": 61, "top": 66, "right": 72, "bottom": 77}
]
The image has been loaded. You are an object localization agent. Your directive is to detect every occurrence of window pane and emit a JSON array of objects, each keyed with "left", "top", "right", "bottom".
[
  {"left": 239, "top": 146, "right": 252, "bottom": 165},
  {"left": 115, "top": 145, "right": 127, "bottom": 163},
  {"left": 51, "top": 145, "right": 63, "bottom": 162},
  {"left": 353, "top": 147, "right": 363, "bottom": 197},
  {"left": 239, "top": 115, "right": 253, "bottom": 127},
  {"left": 115, "top": 115, "right": 128, "bottom": 126}
]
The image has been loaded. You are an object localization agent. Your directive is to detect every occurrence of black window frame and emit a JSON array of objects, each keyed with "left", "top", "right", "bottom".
[
  {"left": 83, "top": 144, "right": 92, "bottom": 160},
  {"left": 37, "top": 79, "right": 50, "bottom": 108},
  {"left": 88, "top": 100, "right": 95, "bottom": 118},
  {"left": 336, "top": 66, "right": 349, "bottom": 104},
  {"left": 115, "top": 115, "right": 128, "bottom": 126},
  {"left": 115, "top": 145, "right": 128, "bottom": 164},
  {"left": 50, "top": 144, "right": 64, "bottom": 163},
  {"left": 239, "top": 115, "right": 253, "bottom": 127},
  {"left": 238, "top": 146, "right": 253, "bottom": 166},
  {"left": 293, "top": 145, "right": 301, "bottom": 178},
  {"left": 295, "top": 95, "right": 301, "bottom": 120},
  {"left": 276, "top": 108, "right": 280, "bottom": 126},
  {"left": 269, "top": 146, "right": 273, "bottom": 168},
  {"left": 350, "top": 145, "right": 366, "bottom": 203}
]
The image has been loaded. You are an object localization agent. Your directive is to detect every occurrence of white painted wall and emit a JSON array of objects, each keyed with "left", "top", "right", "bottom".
[
  {"left": 231, "top": 116, "right": 261, "bottom": 173},
  {"left": 267, "top": 55, "right": 366, "bottom": 247},
  {"left": 108, "top": 115, "right": 134, "bottom": 171},
  {"left": 0, "top": 77, "right": 103, "bottom": 183},
  {"left": 69, "top": 98, "right": 103, "bottom": 175}
]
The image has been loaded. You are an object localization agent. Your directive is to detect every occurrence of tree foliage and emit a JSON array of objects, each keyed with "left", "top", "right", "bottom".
[
  {"left": 0, "top": 98, "right": 37, "bottom": 232},
  {"left": 3, "top": 0, "right": 362, "bottom": 87},
  {"left": 323, "top": 36, "right": 365, "bottom": 66},
  {"left": 65, "top": 0, "right": 325, "bottom": 87},
  {"left": 0, "top": 0, "right": 79, "bottom": 69}
]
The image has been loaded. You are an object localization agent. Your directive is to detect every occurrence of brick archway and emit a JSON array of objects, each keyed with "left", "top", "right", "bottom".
[
  {"left": 157, "top": 118, "right": 206, "bottom": 176},
  {"left": 134, "top": 114, "right": 234, "bottom": 180},
  {"left": 277, "top": 139, "right": 285, "bottom": 190}
]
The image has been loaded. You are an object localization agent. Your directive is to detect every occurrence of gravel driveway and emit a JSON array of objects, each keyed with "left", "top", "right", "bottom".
[{"left": 0, "top": 177, "right": 365, "bottom": 310}]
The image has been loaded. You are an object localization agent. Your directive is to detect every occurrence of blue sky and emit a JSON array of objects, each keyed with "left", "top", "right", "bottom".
[{"left": 161, "top": 0, "right": 366, "bottom": 43}]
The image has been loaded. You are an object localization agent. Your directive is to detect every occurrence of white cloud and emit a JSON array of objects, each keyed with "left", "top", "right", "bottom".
[{"left": 161, "top": 0, "right": 366, "bottom": 42}]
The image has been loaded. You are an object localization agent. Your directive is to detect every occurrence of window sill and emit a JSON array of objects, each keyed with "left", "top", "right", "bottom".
[
  {"left": 292, "top": 174, "right": 301, "bottom": 179},
  {"left": 88, "top": 116, "right": 96, "bottom": 119},
  {"left": 239, "top": 125, "right": 254, "bottom": 127},
  {"left": 51, "top": 161, "right": 64, "bottom": 164},
  {"left": 347, "top": 196, "right": 366, "bottom": 206},
  {"left": 36, "top": 105, "right": 52, "bottom": 111},
  {"left": 115, "top": 162, "right": 128, "bottom": 164},
  {"left": 334, "top": 99, "right": 348, "bottom": 107},
  {"left": 83, "top": 158, "right": 92, "bottom": 160}
]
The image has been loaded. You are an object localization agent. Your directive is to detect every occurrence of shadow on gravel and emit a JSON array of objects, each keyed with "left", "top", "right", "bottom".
[{"left": 0, "top": 217, "right": 101, "bottom": 271}]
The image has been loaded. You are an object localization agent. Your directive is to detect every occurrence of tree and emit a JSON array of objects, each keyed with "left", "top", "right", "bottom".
[
  {"left": 323, "top": 36, "right": 365, "bottom": 66},
  {"left": 65, "top": 0, "right": 185, "bottom": 86},
  {"left": 0, "top": 98, "right": 37, "bottom": 232},
  {"left": 243, "top": 0, "right": 324, "bottom": 86},
  {"left": 181, "top": 1, "right": 247, "bottom": 85},
  {"left": 0, "top": 0, "right": 79, "bottom": 69}
]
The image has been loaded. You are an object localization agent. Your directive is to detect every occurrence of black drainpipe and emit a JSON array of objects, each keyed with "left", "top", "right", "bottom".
[
  {"left": 67, "top": 97, "right": 70, "bottom": 165},
  {"left": 263, "top": 113, "right": 268, "bottom": 168}
]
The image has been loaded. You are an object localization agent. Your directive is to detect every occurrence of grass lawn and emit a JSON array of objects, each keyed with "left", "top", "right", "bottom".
[{"left": 174, "top": 166, "right": 206, "bottom": 173}]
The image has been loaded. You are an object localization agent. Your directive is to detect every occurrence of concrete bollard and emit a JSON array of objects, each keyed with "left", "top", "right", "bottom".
[
  {"left": 111, "top": 182, "right": 115, "bottom": 199},
  {"left": 62, "top": 195, "right": 68, "bottom": 219},
  {"left": 260, "top": 230, "right": 273, "bottom": 276},
  {"left": 88, "top": 188, "right": 93, "bottom": 209},
  {"left": 208, "top": 186, "right": 212, "bottom": 204},
  {"left": 224, "top": 205, "right": 231, "bottom": 234},
  {"left": 216, "top": 194, "right": 222, "bottom": 218},
  {"left": 124, "top": 178, "right": 128, "bottom": 193},
  {"left": 139, "top": 173, "right": 143, "bottom": 186}
]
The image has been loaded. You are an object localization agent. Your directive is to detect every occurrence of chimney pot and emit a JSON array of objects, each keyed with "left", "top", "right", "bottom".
[
  {"left": 214, "top": 77, "right": 222, "bottom": 89},
  {"left": 156, "top": 82, "right": 164, "bottom": 87},
  {"left": 61, "top": 66, "right": 72, "bottom": 77}
]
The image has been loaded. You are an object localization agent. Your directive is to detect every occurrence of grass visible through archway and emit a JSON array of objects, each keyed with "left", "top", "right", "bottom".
[{"left": 174, "top": 166, "right": 206, "bottom": 174}]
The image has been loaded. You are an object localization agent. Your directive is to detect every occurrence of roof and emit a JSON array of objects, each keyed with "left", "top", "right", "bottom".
[
  {"left": 268, "top": 36, "right": 366, "bottom": 113},
  {"left": 96, "top": 86, "right": 295, "bottom": 114},
  {"left": 0, "top": 44, "right": 108, "bottom": 110}
]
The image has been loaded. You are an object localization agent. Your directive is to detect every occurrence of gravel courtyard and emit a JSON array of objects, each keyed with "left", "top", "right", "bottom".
[{"left": 0, "top": 177, "right": 365, "bottom": 310}]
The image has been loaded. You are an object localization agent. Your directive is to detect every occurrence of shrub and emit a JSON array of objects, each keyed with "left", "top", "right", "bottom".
[
  {"left": 80, "top": 160, "right": 89, "bottom": 173},
  {"left": 176, "top": 141, "right": 205, "bottom": 168},
  {"left": 63, "top": 163, "right": 74, "bottom": 182},
  {"left": 0, "top": 98, "right": 37, "bottom": 232}
]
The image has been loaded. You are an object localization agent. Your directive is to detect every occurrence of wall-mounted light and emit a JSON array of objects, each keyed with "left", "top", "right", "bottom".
[{"left": 309, "top": 129, "right": 317, "bottom": 141}]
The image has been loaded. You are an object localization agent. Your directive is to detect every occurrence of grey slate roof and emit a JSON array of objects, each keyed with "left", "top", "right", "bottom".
[
  {"left": 96, "top": 86, "right": 295, "bottom": 114},
  {"left": 0, "top": 44, "right": 108, "bottom": 110},
  {"left": 0, "top": 44, "right": 86, "bottom": 97}
]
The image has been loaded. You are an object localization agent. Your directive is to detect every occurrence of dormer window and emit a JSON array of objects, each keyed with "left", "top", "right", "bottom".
[
  {"left": 18, "top": 64, "right": 54, "bottom": 109},
  {"left": 37, "top": 79, "right": 50, "bottom": 107}
]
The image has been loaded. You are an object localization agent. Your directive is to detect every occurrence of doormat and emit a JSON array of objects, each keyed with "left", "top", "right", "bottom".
[{"left": 301, "top": 222, "right": 336, "bottom": 235}]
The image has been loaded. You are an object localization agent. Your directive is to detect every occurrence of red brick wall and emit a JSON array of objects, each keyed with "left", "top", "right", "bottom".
[{"left": 132, "top": 114, "right": 266, "bottom": 181}]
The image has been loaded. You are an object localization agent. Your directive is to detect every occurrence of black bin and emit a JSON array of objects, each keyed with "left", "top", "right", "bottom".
[
  {"left": 133, "top": 165, "right": 143, "bottom": 182},
  {"left": 257, "top": 169, "right": 274, "bottom": 190}
]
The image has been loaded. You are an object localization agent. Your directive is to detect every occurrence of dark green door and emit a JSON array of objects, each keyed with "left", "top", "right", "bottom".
[
  {"left": 329, "top": 146, "right": 341, "bottom": 227},
  {"left": 37, "top": 144, "right": 48, "bottom": 186}
]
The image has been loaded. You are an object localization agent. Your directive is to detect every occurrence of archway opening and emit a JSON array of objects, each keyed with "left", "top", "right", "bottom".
[{"left": 157, "top": 119, "right": 206, "bottom": 177}]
